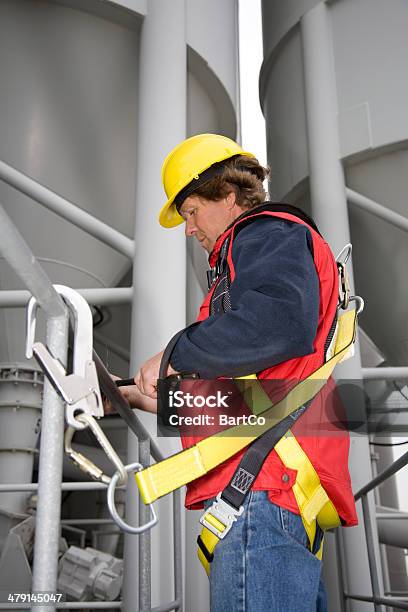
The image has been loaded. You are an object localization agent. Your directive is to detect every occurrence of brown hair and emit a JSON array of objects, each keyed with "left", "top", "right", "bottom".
[{"left": 193, "top": 155, "right": 269, "bottom": 209}]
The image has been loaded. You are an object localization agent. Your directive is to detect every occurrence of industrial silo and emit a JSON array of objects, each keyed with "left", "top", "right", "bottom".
[{"left": 261, "top": 0, "right": 408, "bottom": 610}]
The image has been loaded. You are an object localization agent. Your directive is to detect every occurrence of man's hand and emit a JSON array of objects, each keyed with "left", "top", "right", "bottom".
[
  {"left": 134, "top": 350, "right": 177, "bottom": 399},
  {"left": 103, "top": 374, "right": 157, "bottom": 414}
]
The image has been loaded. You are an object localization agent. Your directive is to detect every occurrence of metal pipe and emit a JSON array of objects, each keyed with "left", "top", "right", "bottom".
[
  {"left": 0, "top": 482, "right": 123, "bottom": 492},
  {"left": 61, "top": 519, "right": 115, "bottom": 525},
  {"left": 152, "top": 601, "right": 182, "bottom": 612},
  {"left": 370, "top": 450, "right": 394, "bottom": 610},
  {"left": 0, "top": 204, "right": 66, "bottom": 318},
  {"left": 0, "top": 202, "right": 69, "bottom": 612},
  {"left": 335, "top": 528, "right": 348, "bottom": 612},
  {"left": 0, "top": 159, "right": 134, "bottom": 259},
  {"left": 355, "top": 451, "right": 408, "bottom": 500},
  {"left": 126, "top": 1, "right": 187, "bottom": 609},
  {"left": 31, "top": 314, "right": 69, "bottom": 612},
  {"left": 138, "top": 438, "right": 152, "bottom": 612},
  {"left": 173, "top": 490, "right": 183, "bottom": 612},
  {"left": 347, "top": 188, "right": 408, "bottom": 234},
  {"left": 345, "top": 594, "right": 408, "bottom": 611},
  {"left": 0, "top": 287, "right": 133, "bottom": 308},
  {"left": 377, "top": 516, "right": 408, "bottom": 549},
  {"left": 361, "top": 495, "right": 382, "bottom": 612},
  {"left": 362, "top": 367, "right": 408, "bottom": 380},
  {"left": 376, "top": 513, "right": 408, "bottom": 519},
  {"left": 300, "top": 6, "right": 351, "bottom": 255}
]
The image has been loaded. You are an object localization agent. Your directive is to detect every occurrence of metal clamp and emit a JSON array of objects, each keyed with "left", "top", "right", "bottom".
[
  {"left": 65, "top": 413, "right": 128, "bottom": 486},
  {"left": 26, "top": 284, "right": 103, "bottom": 429},
  {"left": 107, "top": 462, "right": 158, "bottom": 535},
  {"left": 199, "top": 493, "right": 244, "bottom": 539}
]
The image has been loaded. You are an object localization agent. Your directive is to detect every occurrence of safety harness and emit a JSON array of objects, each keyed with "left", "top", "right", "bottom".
[
  {"left": 135, "top": 205, "right": 362, "bottom": 575},
  {"left": 26, "top": 209, "right": 361, "bottom": 578}
]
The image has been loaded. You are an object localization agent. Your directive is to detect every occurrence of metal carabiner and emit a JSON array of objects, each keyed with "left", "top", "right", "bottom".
[
  {"left": 348, "top": 295, "right": 365, "bottom": 315},
  {"left": 335, "top": 244, "right": 352, "bottom": 310},
  {"left": 107, "top": 462, "right": 158, "bottom": 535},
  {"left": 26, "top": 285, "right": 103, "bottom": 429},
  {"left": 65, "top": 413, "right": 128, "bottom": 486},
  {"left": 336, "top": 243, "right": 352, "bottom": 265}
]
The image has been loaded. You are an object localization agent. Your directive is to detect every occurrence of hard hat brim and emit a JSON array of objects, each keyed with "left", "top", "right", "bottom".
[{"left": 159, "top": 149, "right": 255, "bottom": 228}]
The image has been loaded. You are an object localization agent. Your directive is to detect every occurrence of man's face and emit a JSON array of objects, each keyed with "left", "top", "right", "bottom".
[{"left": 179, "top": 192, "right": 240, "bottom": 253}]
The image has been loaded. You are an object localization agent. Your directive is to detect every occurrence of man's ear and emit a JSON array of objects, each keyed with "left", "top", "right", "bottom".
[{"left": 225, "top": 190, "right": 237, "bottom": 210}]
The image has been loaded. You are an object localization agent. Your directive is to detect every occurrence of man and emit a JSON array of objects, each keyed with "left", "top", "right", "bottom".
[{"left": 118, "top": 134, "right": 357, "bottom": 612}]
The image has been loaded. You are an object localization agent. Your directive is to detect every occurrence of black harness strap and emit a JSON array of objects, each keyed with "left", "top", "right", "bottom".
[{"left": 220, "top": 403, "right": 310, "bottom": 511}]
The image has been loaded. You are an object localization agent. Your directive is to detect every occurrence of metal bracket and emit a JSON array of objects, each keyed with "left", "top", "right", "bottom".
[{"left": 26, "top": 284, "right": 103, "bottom": 429}]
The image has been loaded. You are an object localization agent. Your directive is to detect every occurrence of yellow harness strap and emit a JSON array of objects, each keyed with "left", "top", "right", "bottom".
[
  {"left": 275, "top": 432, "right": 340, "bottom": 560},
  {"left": 197, "top": 431, "right": 339, "bottom": 574},
  {"left": 135, "top": 308, "right": 356, "bottom": 507}
]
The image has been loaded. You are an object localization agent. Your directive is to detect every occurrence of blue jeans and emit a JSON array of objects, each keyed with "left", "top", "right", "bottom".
[{"left": 204, "top": 491, "right": 327, "bottom": 612}]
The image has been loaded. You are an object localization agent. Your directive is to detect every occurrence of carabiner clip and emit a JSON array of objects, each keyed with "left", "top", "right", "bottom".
[
  {"left": 348, "top": 295, "right": 365, "bottom": 315},
  {"left": 336, "top": 243, "right": 352, "bottom": 266},
  {"left": 107, "top": 462, "right": 158, "bottom": 535},
  {"left": 336, "top": 244, "right": 352, "bottom": 310},
  {"left": 65, "top": 413, "right": 128, "bottom": 486}
]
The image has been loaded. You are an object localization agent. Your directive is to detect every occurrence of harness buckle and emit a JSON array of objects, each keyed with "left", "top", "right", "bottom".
[{"left": 199, "top": 493, "right": 244, "bottom": 539}]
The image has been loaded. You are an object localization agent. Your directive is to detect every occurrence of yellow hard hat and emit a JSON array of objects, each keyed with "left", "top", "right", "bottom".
[{"left": 159, "top": 133, "right": 255, "bottom": 228}]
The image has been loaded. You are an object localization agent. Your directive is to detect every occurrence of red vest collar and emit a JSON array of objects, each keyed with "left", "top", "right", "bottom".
[{"left": 208, "top": 202, "right": 320, "bottom": 268}]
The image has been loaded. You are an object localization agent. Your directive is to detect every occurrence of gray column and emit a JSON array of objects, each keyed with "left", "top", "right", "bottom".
[
  {"left": 300, "top": 4, "right": 383, "bottom": 611},
  {"left": 123, "top": 1, "right": 187, "bottom": 610}
]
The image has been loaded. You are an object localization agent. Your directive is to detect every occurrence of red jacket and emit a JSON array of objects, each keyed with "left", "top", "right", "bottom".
[{"left": 180, "top": 208, "right": 357, "bottom": 527}]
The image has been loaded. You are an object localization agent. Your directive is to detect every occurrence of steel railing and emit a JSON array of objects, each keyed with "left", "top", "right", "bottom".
[
  {"left": 0, "top": 481, "right": 182, "bottom": 611},
  {"left": 338, "top": 450, "right": 408, "bottom": 611}
]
